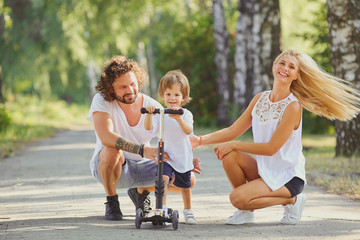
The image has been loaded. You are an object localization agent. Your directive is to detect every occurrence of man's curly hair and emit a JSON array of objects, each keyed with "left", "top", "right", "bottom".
[{"left": 95, "top": 56, "right": 146, "bottom": 102}]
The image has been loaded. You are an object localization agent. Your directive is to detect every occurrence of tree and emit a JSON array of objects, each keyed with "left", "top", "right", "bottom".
[
  {"left": 212, "top": 0, "right": 231, "bottom": 126},
  {"left": 233, "top": 0, "right": 281, "bottom": 113},
  {"left": 0, "top": 0, "right": 11, "bottom": 103},
  {"left": 327, "top": 0, "right": 360, "bottom": 157},
  {"left": 295, "top": 0, "right": 334, "bottom": 134}
]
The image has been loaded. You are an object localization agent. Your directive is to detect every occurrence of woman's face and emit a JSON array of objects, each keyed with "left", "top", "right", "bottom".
[{"left": 273, "top": 55, "right": 300, "bottom": 85}]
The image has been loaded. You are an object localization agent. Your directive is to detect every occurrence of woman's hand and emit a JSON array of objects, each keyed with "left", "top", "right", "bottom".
[
  {"left": 190, "top": 135, "right": 201, "bottom": 149},
  {"left": 214, "top": 142, "right": 235, "bottom": 160}
]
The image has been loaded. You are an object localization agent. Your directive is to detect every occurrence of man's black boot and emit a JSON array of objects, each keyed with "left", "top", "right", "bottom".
[
  {"left": 128, "top": 188, "right": 152, "bottom": 213},
  {"left": 104, "top": 194, "right": 123, "bottom": 220}
]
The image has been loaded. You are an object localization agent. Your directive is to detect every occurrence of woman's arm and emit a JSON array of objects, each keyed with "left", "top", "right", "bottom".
[
  {"left": 214, "top": 101, "right": 302, "bottom": 159},
  {"left": 191, "top": 93, "right": 262, "bottom": 148}
]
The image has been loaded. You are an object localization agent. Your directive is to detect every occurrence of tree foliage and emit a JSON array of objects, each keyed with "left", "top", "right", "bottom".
[
  {"left": 0, "top": 0, "right": 341, "bottom": 134},
  {"left": 291, "top": 0, "right": 334, "bottom": 134}
]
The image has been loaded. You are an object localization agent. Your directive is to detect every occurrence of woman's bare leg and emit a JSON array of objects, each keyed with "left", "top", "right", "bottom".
[
  {"left": 221, "top": 150, "right": 294, "bottom": 210},
  {"left": 221, "top": 151, "right": 260, "bottom": 189},
  {"left": 230, "top": 178, "right": 294, "bottom": 210}
]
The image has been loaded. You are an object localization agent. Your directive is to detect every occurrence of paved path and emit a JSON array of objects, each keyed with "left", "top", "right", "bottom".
[{"left": 0, "top": 127, "right": 359, "bottom": 240}]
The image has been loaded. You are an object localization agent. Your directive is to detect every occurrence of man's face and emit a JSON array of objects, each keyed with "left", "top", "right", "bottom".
[{"left": 112, "top": 71, "right": 139, "bottom": 104}]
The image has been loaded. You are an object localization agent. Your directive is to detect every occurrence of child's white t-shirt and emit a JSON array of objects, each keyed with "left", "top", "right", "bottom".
[
  {"left": 152, "top": 108, "right": 194, "bottom": 173},
  {"left": 87, "top": 93, "right": 162, "bottom": 174},
  {"left": 251, "top": 91, "right": 306, "bottom": 191}
]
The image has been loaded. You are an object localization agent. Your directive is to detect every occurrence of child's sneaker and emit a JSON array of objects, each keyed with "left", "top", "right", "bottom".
[
  {"left": 183, "top": 209, "right": 196, "bottom": 224},
  {"left": 280, "top": 193, "right": 306, "bottom": 225},
  {"left": 225, "top": 210, "right": 255, "bottom": 225},
  {"left": 162, "top": 205, "right": 169, "bottom": 218}
]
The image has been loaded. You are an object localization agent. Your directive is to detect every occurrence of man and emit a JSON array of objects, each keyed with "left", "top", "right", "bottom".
[{"left": 87, "top": 56, "right": 200, "bottom": 220}]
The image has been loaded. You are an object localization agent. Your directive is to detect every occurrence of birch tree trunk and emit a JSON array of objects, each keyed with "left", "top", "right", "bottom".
[
  {"left": 146, "top": 41, "right": 158, "bottom": 99},
  {"left": 86, "top": 61, "right": 98, "bottom": 102},
  {"left": 233, "top": 0, "right": 281, "bottom": 113},
  {"left": 137, "top": 41, "right": 150, "bottom": 96},
  {"left": 212, "top": 0, "right": 231, "bottom": 125},
  {"left": 327, "top": 0, "right": 360, "bottom": 157}
]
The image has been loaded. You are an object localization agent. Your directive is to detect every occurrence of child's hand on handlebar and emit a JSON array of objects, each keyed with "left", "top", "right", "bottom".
[
  {"left": 169, "top": 107, "right": 182, "bottom": 121},
  {"left": 145, "top": 106, "right": 156, "bottom": 114}
]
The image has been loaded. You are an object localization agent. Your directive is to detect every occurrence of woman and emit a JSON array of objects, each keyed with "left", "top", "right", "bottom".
[{"left": 191, "top": 49, "right": 360, "bottom": 225}]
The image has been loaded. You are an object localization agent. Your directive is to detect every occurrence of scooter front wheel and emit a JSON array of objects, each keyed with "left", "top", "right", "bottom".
[
  {"left": 172, "top": 210, "right": 179, "bottom": 230},
  {"left": 135, "top": 208, "right": 142, "bottom": 229}
]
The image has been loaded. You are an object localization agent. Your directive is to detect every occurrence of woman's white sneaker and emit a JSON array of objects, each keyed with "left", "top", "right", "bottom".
[
  {"left": 225, "top": 210, "right": 255, "bottom": 225},
  {"left": 280, "top": 193, "right": 306, "bottom": 224}
]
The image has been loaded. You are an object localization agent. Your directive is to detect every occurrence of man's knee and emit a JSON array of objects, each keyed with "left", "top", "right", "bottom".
[
  {"left": 100, "top": 147, "right": 124, "bottom": 164},
  {"left": 98, "top": 147, "right": 125, "bottom": 176}
]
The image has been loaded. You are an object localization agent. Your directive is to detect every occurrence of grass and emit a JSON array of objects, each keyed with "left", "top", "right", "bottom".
[
  {"left": 195, "top": 127, "right": 360, "bottom": 202},
  {"left": 303, "top": 135, "right": 360, "bottom": 202},
  {"left": 0, "top": 95, "right": 90, "bottom": 158}
]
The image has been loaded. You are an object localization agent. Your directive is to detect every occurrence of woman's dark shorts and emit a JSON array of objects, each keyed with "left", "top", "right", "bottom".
[{"left": 285, "top": 177, "right": 305, "bottom": 197}]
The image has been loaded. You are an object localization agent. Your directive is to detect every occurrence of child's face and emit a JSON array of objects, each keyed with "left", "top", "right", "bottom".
[{"left": 162, "top": 84, "right": 183, "bottom": 108}]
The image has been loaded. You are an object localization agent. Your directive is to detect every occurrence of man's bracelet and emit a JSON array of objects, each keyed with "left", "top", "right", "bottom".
[{"left": 139, "top": 144, "right": 144, "bottom": 158}]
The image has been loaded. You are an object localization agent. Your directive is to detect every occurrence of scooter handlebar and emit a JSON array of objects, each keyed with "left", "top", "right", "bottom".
[{"left": 141, "top": 107, "right": 184, "bottom": 115}]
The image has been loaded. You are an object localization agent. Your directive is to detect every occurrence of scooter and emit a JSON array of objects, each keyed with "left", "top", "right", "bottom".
[{"left": 135, "top": 107, "right": 183, "bottom": 230}]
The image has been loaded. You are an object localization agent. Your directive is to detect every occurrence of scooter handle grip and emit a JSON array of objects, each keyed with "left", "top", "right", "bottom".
[{"left": 141, "top": 107, "right": 184, "bottom": 115}]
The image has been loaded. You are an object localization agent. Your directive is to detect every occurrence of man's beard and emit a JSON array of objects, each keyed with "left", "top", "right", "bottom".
[{"left": 114, "top": 92, "right": 138, "bottom": 104}]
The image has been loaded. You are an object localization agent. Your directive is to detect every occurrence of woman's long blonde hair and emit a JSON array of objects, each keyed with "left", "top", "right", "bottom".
[{"left": 274, "top": 49, "right": 360, "bottom": 121}]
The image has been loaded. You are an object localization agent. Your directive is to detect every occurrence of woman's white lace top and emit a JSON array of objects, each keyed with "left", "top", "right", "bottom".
[{"left": 251, "top": 91, "right": 306, "bottom": 191}]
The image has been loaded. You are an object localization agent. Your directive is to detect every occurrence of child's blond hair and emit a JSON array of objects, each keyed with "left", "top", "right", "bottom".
[
  {"left": 276, "top": 49, "right": 360, "bottom": 121},
  {"left": 158, "top": 70, "right": 192, "bottom": 106}
]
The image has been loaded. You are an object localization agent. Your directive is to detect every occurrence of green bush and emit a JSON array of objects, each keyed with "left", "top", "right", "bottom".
[{"left": 0, "top": 107, "right": 12, "bottom": 133}]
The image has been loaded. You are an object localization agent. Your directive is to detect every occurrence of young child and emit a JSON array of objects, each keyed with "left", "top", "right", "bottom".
[{"left": 144, "top": 70, "right": 196, "bottom": 224}]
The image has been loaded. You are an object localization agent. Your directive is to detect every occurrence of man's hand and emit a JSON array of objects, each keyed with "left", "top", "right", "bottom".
[{"left": 143, "top": 146, "right": 170, "bottom": 163}]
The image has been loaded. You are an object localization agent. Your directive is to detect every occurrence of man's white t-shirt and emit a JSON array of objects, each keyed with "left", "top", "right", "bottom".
[{"left": 87, "top": 93, "right": 162, "bottom": 174}]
